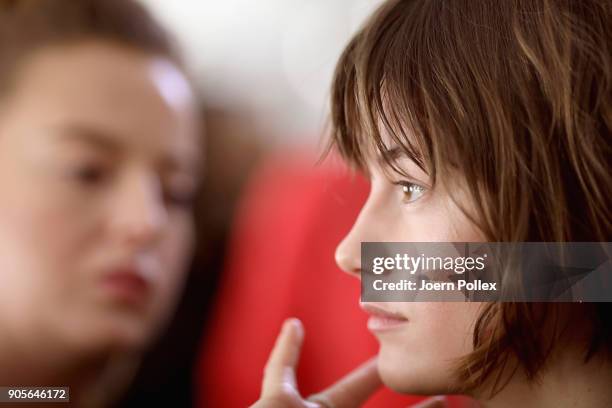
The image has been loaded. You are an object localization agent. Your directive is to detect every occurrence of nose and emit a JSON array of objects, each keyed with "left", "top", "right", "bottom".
[
  {"left": 110, "top": 173, "right": 168, "bottom": 249},
  {"left": 335, "top": 198, "right": 379, "bottom": 279},
  {"left": 335, "top": 231, "right": 361, "bottom": 278}
]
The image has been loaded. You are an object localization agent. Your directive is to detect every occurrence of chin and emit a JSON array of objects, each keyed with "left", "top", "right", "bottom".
[
  {"left": 100, "top": 297, "right": 175, "bottom": 348},
  {"left": 105, "top": 311, "right": 167, "bottom": 351},
  {"left": 67, "top": 310, "right": 159, "bottom": 354},
  {"left": 377, "top": 344, "right": 454, "bottom": 395},
  {"left": 103, "top": 322, "right": 153, "bottom": 351}
]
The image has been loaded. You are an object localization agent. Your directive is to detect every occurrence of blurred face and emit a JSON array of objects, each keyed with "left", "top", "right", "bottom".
[
  {"left": 0, "top": 42, "right": 200, "bottom": 353},
  {"left": 335, "top": 145, "right": 486, "bottom": 394}
]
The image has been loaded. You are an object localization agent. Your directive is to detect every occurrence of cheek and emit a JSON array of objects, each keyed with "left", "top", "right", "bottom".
[
  {"left": 0, "top": 185, "right": 92, "bottom": 270},
  {"left": 155, "top": 215, "right": 194, "bottom": 305},
  {"left": 413, "top": 303, "right": 480, "bottom": 354},
  {"left": 395, "top": 186, "right": 485, "bottom": 242},
  {"left": 15, "top": 196, "right": 98, "bottom": 269},
  {"left": 0, "top": 184, "right": 100, "bottom": 333},
  {"left": 377, "top": 303, "right": 483, "bottom": 394},
  {"left": 162, "top": 214, "right": 194, "bottom": 270}
]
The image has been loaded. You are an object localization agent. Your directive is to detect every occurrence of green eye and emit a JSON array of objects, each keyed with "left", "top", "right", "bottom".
[{"left": 396, "top": 181, "right": 426, "bottom": 203}]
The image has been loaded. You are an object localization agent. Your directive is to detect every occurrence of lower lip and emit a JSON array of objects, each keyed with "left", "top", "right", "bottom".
[
  {"left": 367, "top": 315, "right": 409, "bottom": 332},
  {"left": 100, "top": 274, "right": 150, "bottom": 304}
]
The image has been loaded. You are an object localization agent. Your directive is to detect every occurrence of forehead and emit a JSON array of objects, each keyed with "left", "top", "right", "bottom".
[
  {"left": 5, "top": 41, "right": 199, "bottom": 159},
  {"left": 357, "top": 118, "right": 427, "bottom": 172}
]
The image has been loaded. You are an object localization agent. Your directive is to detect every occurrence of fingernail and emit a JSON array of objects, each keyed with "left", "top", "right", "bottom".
[{"left": 286, "top": 318, "right": 303, "bottom": 337}]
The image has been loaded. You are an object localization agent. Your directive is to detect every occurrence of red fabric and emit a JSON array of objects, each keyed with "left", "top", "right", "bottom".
[{"left": 196, "top": 151, "right": 469, "bottom": 407}]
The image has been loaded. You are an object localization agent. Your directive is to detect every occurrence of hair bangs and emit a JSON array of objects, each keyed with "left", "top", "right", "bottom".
[{"left": 329, "top": 0, "right": 454, "bottom": 184}]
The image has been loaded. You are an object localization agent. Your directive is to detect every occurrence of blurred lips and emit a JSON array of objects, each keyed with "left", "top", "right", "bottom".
[
  {"left": 360, "top": 303, "right": 408, "bottom": 333},
  {"left": 100, "top": 265, "right": 152, "bottom": 305}
]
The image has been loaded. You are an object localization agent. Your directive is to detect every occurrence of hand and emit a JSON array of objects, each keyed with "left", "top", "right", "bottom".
[
  {"left": 250, "top": 318, "right": 451, "bottom": 408},
  {"left": 250, "top": 318, "right": 382, "bottom": 408}
]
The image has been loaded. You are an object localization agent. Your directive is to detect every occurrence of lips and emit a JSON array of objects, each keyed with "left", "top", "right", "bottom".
[
  {"left": 360, "top": 303, "right": 408, "bottom": 332},
  {"left": 100, "top": 266, "right": 152, "bottom": 305}
]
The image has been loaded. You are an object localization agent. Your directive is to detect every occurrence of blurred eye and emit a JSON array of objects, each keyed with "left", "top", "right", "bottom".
[
  {"left": 164, "top": 188, "right": 197, "bottom": 209},
  {"left": 394, "top": 180, "right": 426, "bottom": 203},
  {"left": 165, "top": 192, "right": 196, "bottom": 208},
  {"left": 70, "top": 163, "right": 109, "bottom": 185},
  {"left": 163, "top": 172, "right": 199, "bottom": 209}
]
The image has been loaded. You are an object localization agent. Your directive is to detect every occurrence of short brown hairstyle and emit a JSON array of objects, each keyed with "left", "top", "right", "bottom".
[
  {"left": 0, "top": 0, "right": 181, "bottom": 95},
  {"left": 329, "top": 0, "right": 611, "bottom": 396}
]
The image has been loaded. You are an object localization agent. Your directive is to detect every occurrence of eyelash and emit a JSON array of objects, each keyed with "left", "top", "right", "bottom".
[{"left": 393, "top": 180, "right": 427, "bottom": 203}]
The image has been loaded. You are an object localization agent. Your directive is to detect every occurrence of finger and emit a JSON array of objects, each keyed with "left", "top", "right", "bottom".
[
  {"left": 261, "top": 318, "right": 305, "bottom": 397},
  {"left": 308, "top": 357, "right": 382, "bottom": 408},
  {"left": 409, "top": 396, "right": 448, "bottom": 408}
]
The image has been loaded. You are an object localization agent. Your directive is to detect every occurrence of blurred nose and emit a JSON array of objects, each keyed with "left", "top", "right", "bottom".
[
  {"left": 335, "top": 194, "right": 380, "bottom": 279},
  {"left": 110, "top": 173, "right": 167, "bottom": 250}
]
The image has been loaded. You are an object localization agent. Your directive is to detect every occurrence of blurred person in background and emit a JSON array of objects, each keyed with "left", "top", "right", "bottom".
[
  {"left": 251, "top": 0, "right": 611, "bottom": 407},
  {"left": 124, "top": 106, "right": 268, "bottom": 408},
  {"left": 0, "top": 0, "right": 201, "bottom": 406}
]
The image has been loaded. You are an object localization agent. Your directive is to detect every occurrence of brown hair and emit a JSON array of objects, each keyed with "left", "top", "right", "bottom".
[
  {"left": 0, "top": 0, "right": 181, "bottom": 95},
  {"left": 329, "top": 0, "right": 611, "bottom": 395}
]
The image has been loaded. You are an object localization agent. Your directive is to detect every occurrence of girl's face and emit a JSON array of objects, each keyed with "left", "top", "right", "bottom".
[
  {"left": 0, "top": 42, "right": 200, "bottom": 353},
  {"left": 335, "top": 147, "right": 485, "bottom": 394}
]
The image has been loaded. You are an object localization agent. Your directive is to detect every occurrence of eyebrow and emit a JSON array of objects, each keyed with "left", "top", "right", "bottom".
[
  {"left": 375, "top": 145, "right": 430, "bottom": 183},
  {"left": 53, "top": 124, "right": 121, "bottom": 153},
  {"left": 53, "top": 123, "right": 202, "bottom": 179},
  {"left": 377, "top": 146, "right": 404, "bottom": 165}
]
